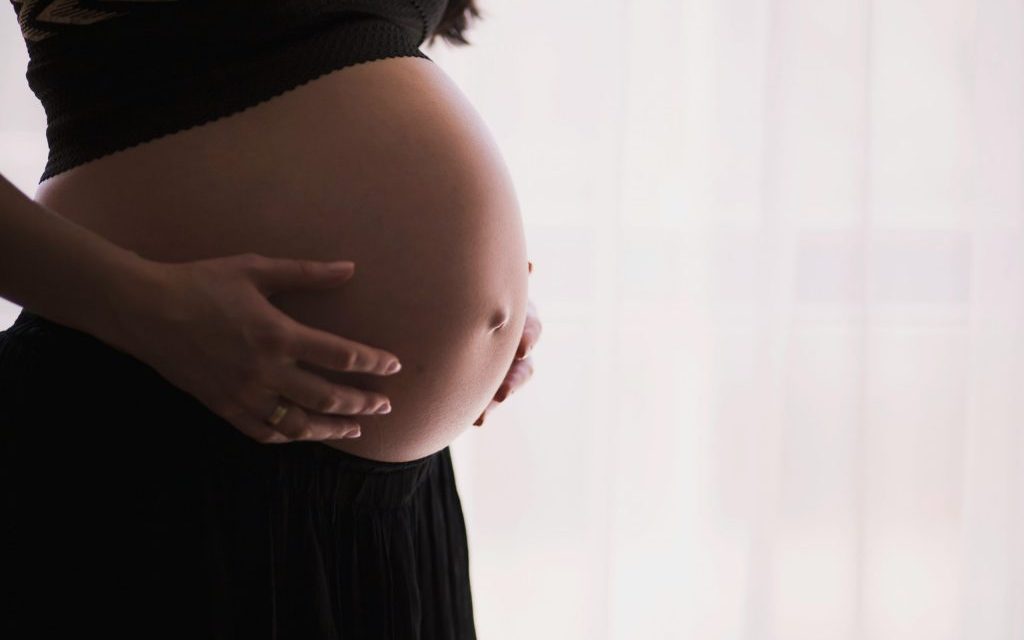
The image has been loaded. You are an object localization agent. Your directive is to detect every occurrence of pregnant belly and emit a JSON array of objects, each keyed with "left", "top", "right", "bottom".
[{"left": 33, "top": 56, "right": 530, "bottom": 463}]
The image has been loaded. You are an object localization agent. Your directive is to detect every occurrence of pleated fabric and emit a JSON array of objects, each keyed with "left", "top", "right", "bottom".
[{"left": 0, "top": 308, "right": 477, "bottom": 639}]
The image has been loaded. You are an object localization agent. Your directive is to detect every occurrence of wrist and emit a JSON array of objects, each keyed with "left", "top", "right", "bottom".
[{"left": 85, "top": 250, "right": 177, "bottom": 354}]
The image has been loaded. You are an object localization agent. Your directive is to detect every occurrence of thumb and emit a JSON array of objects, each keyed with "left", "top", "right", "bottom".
[{"left": 249, "top": 257, "right": 355, "bottom": 296}]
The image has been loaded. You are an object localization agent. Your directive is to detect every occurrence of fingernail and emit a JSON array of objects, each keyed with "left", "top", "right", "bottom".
[
  {"left": 528, "top": 261, "right": 533, "bottom": 274},
  {"left": 376, "top": 402, "right": 391, "bottom": 414},
  {"left": 496, "top": 388, "right": 508, "bottom": 402},
  {"left": 328, "top": 261, "right": 354, "bottom": 273},
  {"left": 385, "top": 360, "right": 402, "bottom": 374},
  {"left": 345, "top": 427, "right": 362, "bottom": 438},
  {"left": 474, "top": 415, "right": 484, "bottom": 426}
]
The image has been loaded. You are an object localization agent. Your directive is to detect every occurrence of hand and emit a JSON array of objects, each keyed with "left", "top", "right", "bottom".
[
  {"left": 112, "top": 253, "right": 403, "bottom": 444},
  {"left": 473, "top": 261, "right": 541, "bottom": 427}
]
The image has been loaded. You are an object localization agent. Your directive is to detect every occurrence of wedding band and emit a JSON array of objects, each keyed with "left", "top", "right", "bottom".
[{"left": 266, "top": 402, "right": 289, "bottom": 426}]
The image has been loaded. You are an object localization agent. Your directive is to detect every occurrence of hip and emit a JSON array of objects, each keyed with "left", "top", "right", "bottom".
[{"left": 0, "top": 311, "right": 477, "bottom": 636}]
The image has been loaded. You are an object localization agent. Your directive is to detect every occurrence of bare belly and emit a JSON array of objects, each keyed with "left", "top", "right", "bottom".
[{"left": 32, "top": 56, "right": 530, "bottom": 463}]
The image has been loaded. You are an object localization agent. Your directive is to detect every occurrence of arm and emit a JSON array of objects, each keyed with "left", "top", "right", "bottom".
[
  {"left": 0, "top": 171, "right": 158, "bottom": 345},
  {"left": 0, "top": 169, "right": 401, "bottom": 443}
]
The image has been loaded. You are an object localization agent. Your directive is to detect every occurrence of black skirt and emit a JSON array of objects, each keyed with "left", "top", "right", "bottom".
[{"left": 0, "top": 308, "right": 477, "bottom": 639}]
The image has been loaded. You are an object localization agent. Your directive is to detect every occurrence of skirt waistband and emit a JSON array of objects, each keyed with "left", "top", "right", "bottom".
[
  {"left": 1, "top": 307, "right": 448, "bottom": 495},
  {"left": 7, "top": 307, "right": 121, "bottom": 357}
]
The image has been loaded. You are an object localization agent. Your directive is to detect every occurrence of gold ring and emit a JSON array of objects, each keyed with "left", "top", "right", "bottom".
[{"left": 266, "top": 402, "right": 289, "bottom": 426}]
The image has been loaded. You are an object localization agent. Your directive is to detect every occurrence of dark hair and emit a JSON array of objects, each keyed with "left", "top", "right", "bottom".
[{"left": 427, "top": 0, "right": 483, "bottom": 47}]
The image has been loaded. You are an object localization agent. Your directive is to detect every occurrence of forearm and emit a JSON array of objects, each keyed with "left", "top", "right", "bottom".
[{"left": 0, "top": 171, "right": 162, "bottom": 344}]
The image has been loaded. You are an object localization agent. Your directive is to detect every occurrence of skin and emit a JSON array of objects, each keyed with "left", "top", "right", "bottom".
[
  {"left": 474, "top": 287, "right": 540, "bottom": 426},
  {"left": 32, "top": 56, "right": 537, "bottom": 462},
  {"left": 0, "top": 172, "right": 405, "bottom": 444}
]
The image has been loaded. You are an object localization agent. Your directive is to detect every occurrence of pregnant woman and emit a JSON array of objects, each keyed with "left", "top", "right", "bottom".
[{"left": 0, "top": 0, "right": 540, "bottom": 637}]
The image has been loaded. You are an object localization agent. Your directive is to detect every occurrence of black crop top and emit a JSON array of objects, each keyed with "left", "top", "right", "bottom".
[{"left": 9, "top": 0, "right": 448, "bottom": 183}]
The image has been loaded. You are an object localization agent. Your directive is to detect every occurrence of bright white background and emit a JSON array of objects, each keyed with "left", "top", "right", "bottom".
[{"left": 3, "top": 1, "right": 1023, "bottom": 638}]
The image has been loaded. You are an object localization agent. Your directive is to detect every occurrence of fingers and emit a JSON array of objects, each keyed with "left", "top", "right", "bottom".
[
  {"left": 473, "top": 355, "right": 535, "bottom": 427},
  {"left": 473, "top": 399, "right": 498, "bottom": 427},
  {"left": 242, "top": 254, "right": 401, "bottom": 374},
  {"left": 233, "top": 396, "right": 364, "bottom": 444},
  {"left": 271, "top": 365, "right": 392, "bottom": 416},
  {"left": 516, "top": 308, "right": 542, "bottom": 359},
  {"left": 279, "top": 313, "right": 403, "bottom": 376},
  {"left": 496, "top": 356, "right": 534, "bottom": 401},
  {"left": 229, "top": 414, "right": 292, "bottom": 444},
  {"left": 245, "top": 254, "right": 356, "bottom": 296}
]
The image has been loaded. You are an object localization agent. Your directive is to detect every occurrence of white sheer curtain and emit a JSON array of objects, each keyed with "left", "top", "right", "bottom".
[
  {"left": 430, "top": 1, "right": 1023, "bottom": 638},
  {"left": 3, "top": 1, "right": 1023, "bottom": 638}
]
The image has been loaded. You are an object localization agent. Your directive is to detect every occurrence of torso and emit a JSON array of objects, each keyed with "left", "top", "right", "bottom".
[{"left": 32, "top": 56, "right": 530, "bottom": 463}]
